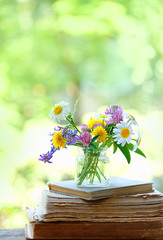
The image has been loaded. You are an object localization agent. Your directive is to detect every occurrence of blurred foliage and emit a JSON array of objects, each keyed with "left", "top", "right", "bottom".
[{"left": 0, "top": 0, "right": 163, "bottom": 228}]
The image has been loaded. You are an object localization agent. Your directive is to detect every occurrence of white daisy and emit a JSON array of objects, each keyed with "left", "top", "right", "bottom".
[
  {"left": 133, "top": 130, "right": 143, "bottom": 152},
  {"left": 95, "top": 112, "right": 111, "bottom": 121},
  {"left": 123, "top": 112, "right": 138, "bottom": 126},
  {"left": 49, "top": 101, "right": 70, "bottom": 123},
  {"left": 113, "top": 122, "right": 134, "bottom": 147}
]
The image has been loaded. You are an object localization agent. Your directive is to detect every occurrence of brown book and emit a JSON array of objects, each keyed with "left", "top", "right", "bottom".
[
  {"left": 48, "top": 176, "right": 153, "bottom": 200},
  {"left": 25, "top": 217, "right": 163, "bottom": 240},
  {"left": 25, "top": 190, "right": 163, "bottom": 239}
]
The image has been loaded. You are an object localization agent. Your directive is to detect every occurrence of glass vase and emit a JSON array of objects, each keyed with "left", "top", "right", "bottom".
[{"left": 76, "top": 147, "right": 110, "bottom": 187}]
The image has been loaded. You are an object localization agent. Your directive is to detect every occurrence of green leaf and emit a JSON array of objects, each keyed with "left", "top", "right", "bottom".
[
  {"left": 87, "top": 135, "right": 100, "bottom": 149},
  {"left": 107, "top": 142, "right": 113, "bottom": 148},
  {"left": 91, "top": 135, "right": 100, "bottom": 143},
  {"left": 127, "top": 143, "right": 134, "bottom": 150},
  {"left": 105, "top": 123, "right": 115, "bottom": 129},
  {"left": 135, "top": 148, "right": 146, "bottom": 158},
  {"left": 116, "top": 143, "right": 131, "bottom": 164},
  {"left": 128, "top": 143, "right": 146, "bottom": 158},
  {"left": 108, "top": 123, "right": 116, "bottom": 127},
  {"left": 113, "top": 142, "right": 117, "bottom": 154},
  {"left": 105, "top": 123, "right": 115, "bottom": 134},
  {"left": 88, "top": 142, "right": 96, "bottom": 149}
]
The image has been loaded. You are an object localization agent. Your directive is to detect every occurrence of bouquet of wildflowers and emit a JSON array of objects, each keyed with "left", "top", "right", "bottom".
[{"left": 39, "top": 100, "right": 146, "bottom": 185}]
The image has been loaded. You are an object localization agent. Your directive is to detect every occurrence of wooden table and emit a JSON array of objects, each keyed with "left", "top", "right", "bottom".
[
  {"left": 0, "top": 228, "right": 26, "bottom": 240},
  {"left": 0, "top": 228, "right": 60, "bottom": 240}
]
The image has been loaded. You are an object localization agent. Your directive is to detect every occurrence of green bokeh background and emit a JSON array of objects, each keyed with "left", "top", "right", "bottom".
[{"left": 0, "top": 0, "right": 163, "bottom": 228}]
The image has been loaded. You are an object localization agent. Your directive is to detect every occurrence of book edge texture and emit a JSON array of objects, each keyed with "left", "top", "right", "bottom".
[{"left": 47, "top": 176, "right": 153, "bottom": 200}]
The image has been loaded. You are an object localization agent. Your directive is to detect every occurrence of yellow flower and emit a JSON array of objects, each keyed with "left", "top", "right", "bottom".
[
  {"left": 92, "top": 126, "right": 108, "bottom": 143},
  {"left": 52, "top": 131, "right": 67, "bottom": 149},
  {"left": 88, "top": 118, "right": 105, "bottom": 128}
]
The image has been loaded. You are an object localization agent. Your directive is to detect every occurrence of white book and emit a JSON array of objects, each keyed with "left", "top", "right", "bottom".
[{"left": 48, "top": 176, "right": 153, "bottom": 200}]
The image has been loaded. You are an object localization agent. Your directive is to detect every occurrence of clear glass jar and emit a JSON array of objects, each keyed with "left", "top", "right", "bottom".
[{"left": 76, "top": 147, "right": 110, "bottom": 187}]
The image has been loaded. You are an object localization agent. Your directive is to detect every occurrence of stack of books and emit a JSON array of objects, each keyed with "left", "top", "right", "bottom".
[{"left": 25, "top": 176, "right": 163, "bottom": 240}]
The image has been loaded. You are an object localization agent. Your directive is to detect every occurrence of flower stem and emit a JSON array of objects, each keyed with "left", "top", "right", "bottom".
[
  {"left": 66, "top": 116, "right": 81, "bottom": 134},
  {"left": 77, "top": 150, "right": 102, "bottom": 185},
  {"left": 90, "top": 157, "right": 99, "bottom": 184},
  {"left": 97, "top": 166, "right": 107, "bottom": 180},
  {"left": 77, "top": 157, "right": 92, "bottom": 185}
]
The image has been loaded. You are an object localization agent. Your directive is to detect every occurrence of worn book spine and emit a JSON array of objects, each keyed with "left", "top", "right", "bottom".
[
  {"left": 41, "top": 189, "right": 163, "bottom": 208},
  {"left": 36, "top": 190, "right": 163, "bottom": 222},
  {"left": 25, "top": 220, "right": 163, "bottom": 240}
]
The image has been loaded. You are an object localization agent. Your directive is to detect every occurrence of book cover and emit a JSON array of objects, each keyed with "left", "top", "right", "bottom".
[
  {"left": 48, "top": 176, "right": 153, "bottom": 200},
  {"left": 25, "top": 217, "right": 163, "bottom": 240}
]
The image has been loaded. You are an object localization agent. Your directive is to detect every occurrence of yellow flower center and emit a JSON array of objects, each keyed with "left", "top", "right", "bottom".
[
  {"left": 92, "top": 126, "right": 108, "bottom": 143},
  {"left": 100, "top": 114, "right": 107, "bottom": 118},
  {"left": 138, "top": 138, "right": 141, "bottom": 146},
  {"left": 129, "top": 114, "right": 135, "bottom": 120},
  {"left": 120, "top": 128, "right": 130, "bottom": 139},
  {"left": 53, "top": 105, "right": 62, "bottom": 115},
  {"left": 52, "top": 132, "right": 66, "bottom": 149}
]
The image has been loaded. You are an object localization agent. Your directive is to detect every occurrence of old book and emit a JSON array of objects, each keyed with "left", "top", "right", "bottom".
[
  {"left": 29, "top": 189, "right": 163, "bottom": 222},
  {"left": 48, "top": 176, "right": 153, "bottom": 200},
  {"left": 25, "top": 215, "right": 163, "bottom": 240},
  {"left": 25, "top": 190, "right": 163, "bottom": 239}
]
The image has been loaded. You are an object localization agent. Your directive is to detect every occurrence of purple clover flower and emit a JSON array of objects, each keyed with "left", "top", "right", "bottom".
[
  {"left": 78, "top": 131, "right": 92, "bottom": 147},
  {"left": 39, "top": 146, "right": 57, "bottom": 163},
  {"left": 105, "top": 105, "right": 123, "bottom": 124}
]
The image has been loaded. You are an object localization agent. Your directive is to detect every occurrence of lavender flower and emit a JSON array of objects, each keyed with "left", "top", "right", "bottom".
[
  {"left": 54, "top": 126, "right": 64, "bottom": 132},
  {"left": 62, "top": 127, "right": 78, "bottom": 145},
  {"left": 39, "top": 146, "right": 57, "bottom": 163},
  {"left": 49, "top": 126, "right": 64, "bottom": 136}
]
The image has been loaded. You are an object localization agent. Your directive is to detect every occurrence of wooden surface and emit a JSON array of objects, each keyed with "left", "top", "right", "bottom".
[
  {"left": 0, "top": 228, "right": 25, "bottom": 240},
  {"left": 0, "top": 227, "right": 163, "bottom": 240}
]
